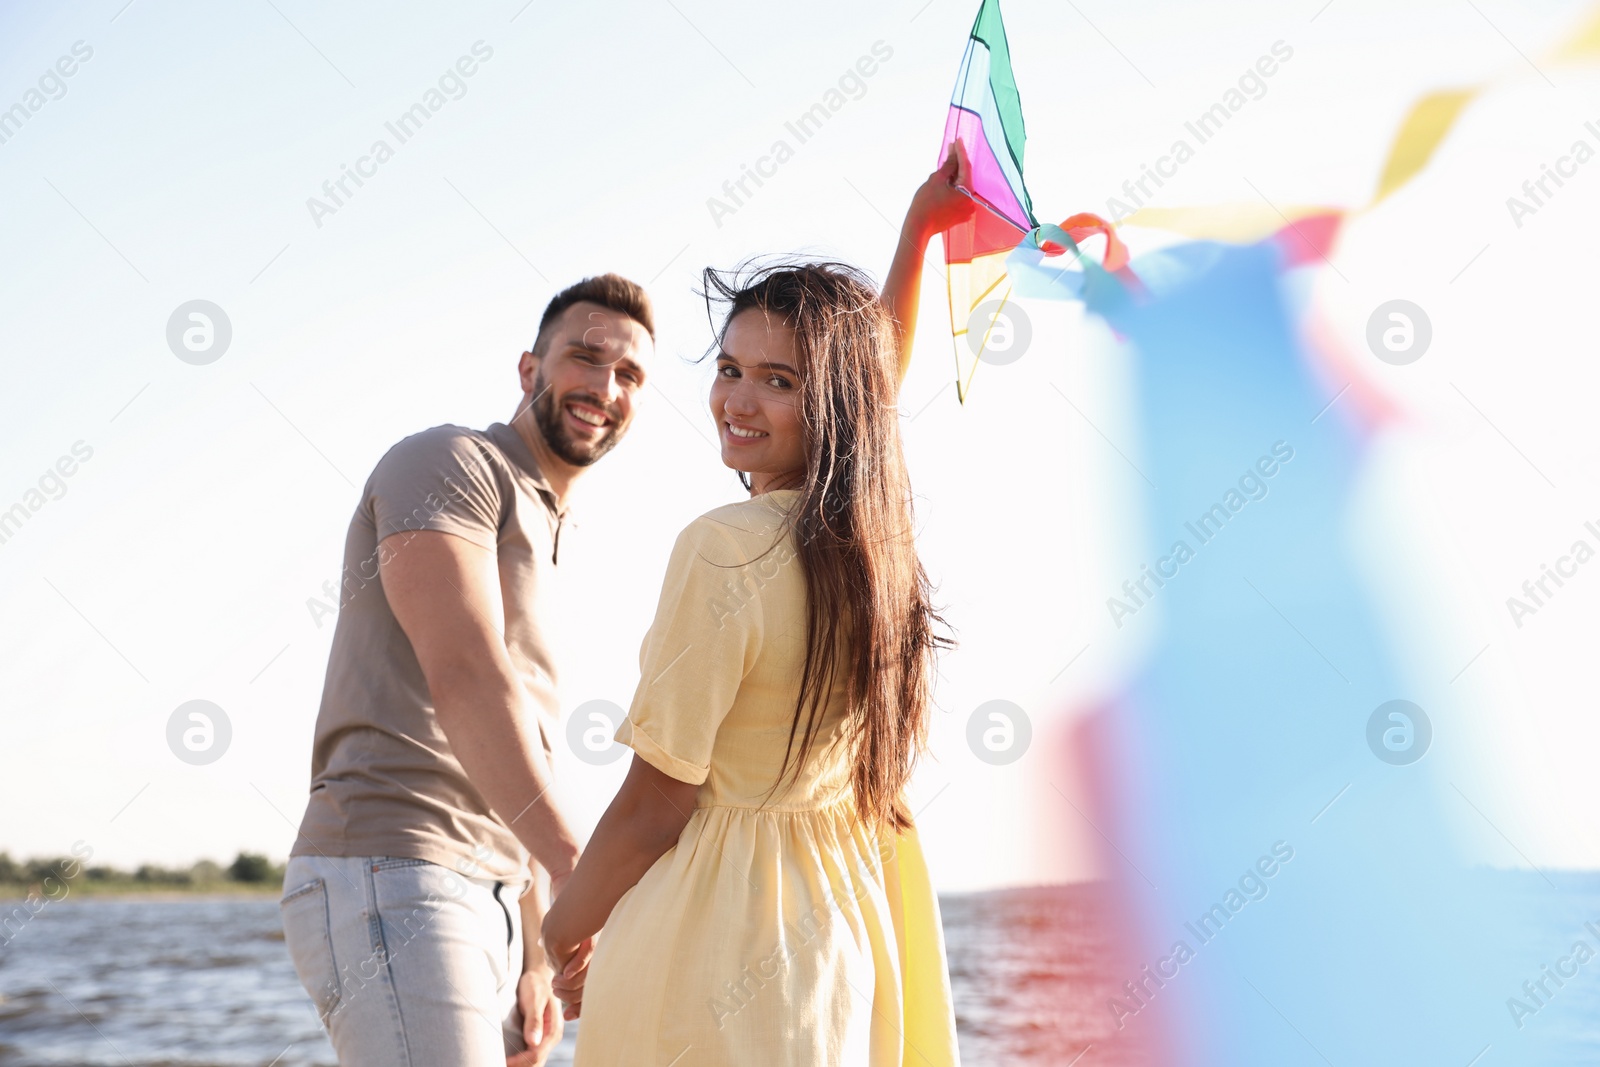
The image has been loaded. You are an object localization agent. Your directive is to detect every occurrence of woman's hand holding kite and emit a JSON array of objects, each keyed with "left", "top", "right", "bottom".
[{"left": 883, "top": 141, "right": 976, "bottom": 389}]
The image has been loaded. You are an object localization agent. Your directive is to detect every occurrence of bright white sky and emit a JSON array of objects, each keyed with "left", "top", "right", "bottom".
[{"left": 2, "top": 0, "right": 1596, "bottom": 892}]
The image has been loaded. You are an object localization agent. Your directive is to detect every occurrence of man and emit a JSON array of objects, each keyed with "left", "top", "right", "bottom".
[{"left": 280, "top": 274, "right": 654, "bottom": 1066}]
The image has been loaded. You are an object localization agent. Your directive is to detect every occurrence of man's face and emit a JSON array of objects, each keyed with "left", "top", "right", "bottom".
[{"left": 519, "top": 302, "right": 652, "bottom": 467}]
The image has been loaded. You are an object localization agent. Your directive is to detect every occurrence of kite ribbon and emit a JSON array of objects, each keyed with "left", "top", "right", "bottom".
[
  {"left": 1001, "top": 212, "right": 1144, "bottom": 307},
  {"left": 1118, "top": 2, "right": 1600, "bottom": 242},
  {"left": 1043, "top": 213, "right": 1130, "bottom": 271}
]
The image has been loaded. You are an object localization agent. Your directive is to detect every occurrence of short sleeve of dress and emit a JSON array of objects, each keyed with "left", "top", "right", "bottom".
[
  {"left": 368, "top": 426, "right": 507, "bottom": 549},
  {"left": 616, "top": 515, "right": 768, "bottom": 784}
]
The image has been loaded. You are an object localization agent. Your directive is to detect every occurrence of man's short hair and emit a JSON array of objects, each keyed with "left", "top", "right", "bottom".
[{"left": 532, "top": 274, "right": 655, "bottom": 355}]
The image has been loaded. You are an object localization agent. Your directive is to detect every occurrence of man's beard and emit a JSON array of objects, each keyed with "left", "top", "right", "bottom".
[{"left": 531, "top": 370, "right": 624, "bottom": 467}]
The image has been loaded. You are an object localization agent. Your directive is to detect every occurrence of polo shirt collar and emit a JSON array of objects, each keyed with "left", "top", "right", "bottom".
[{"left": 485, "top": 421, "right": 565, "bottom": 518}]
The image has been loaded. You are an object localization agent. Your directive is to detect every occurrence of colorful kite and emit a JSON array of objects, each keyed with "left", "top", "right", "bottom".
[
  {"left": 939, "top": 0, "right": 1036, "bottom": 403},
  {"left": 938, "top": 0, "right": 1127, "bottom": 401}
]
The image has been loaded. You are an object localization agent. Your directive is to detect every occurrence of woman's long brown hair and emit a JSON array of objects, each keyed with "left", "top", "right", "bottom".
[{"left": 702, "top": 261, "right": 954, "bottom": 832}]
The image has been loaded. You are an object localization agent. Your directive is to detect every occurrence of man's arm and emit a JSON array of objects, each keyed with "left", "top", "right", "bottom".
[
  {"left": 379, "top": 529, "right": 581, "bottom": 880},
  {"left": 520, "top": 870, "right": 550, "bottom": 971},
  {"left": 880, "top": 141, "right": 976, "bottom": 389}
]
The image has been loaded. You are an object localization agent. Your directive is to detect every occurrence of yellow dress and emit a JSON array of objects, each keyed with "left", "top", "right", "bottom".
[{"left": 574, "top": 490, "right": 961, "bottom": 1067}]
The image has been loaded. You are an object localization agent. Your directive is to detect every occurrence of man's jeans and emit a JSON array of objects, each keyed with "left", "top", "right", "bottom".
[{"left": 280, "top": 855, "right": 531, "bottom": 1066}]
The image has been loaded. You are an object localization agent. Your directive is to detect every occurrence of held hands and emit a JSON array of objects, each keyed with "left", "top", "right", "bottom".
[
  {"left": 549, "top": 936, "right": 592, "bottom": 1021},
  {"left": 523, "top": 756, "right": 699, "bottom": 1028},
  {"left": 540, "top": 899, "right": 594, "bottom": 1021}
]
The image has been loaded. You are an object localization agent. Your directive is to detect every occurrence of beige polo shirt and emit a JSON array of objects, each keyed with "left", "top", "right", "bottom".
[{"left": 292, "top": 421, "right": 563, "bottom": 881}]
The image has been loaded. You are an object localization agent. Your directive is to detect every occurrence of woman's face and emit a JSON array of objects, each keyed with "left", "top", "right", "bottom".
[{"left": 710, "top": 309, "right": 807, "bottom": 494}]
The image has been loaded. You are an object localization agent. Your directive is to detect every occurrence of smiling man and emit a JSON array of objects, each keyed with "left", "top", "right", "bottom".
[{"left": 280, "top": 275, "right": 654, "bottom": 1067}]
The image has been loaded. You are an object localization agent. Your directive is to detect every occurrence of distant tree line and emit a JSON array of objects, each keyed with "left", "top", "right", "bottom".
[{"left": 0, "top": 851, "right": 285, "bottom": 889}]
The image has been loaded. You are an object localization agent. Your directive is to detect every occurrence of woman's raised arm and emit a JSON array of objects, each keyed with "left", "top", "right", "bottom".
[{"left": 880, "top": 141, "right": 976, "bottom": 390}]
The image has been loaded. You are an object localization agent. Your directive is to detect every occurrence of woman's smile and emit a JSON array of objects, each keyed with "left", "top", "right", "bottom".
[{"left": 723, "top": 420, "right": 769, "bottom": 442}]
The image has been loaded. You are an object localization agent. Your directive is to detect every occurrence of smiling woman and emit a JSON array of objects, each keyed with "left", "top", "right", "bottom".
[
  {"left": 710, "top": 307, "right": 808, "bottom": 494},
  {"left": 540, "top": 261, "right": 960, "bottom": 1066}
]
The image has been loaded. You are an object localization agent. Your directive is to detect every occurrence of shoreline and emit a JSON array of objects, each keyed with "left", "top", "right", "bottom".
[{"left": 0, "top": 884, "right": 281, "bottom": 903}]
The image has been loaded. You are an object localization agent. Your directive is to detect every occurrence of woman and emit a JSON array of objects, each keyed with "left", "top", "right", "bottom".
[{"left": 541, "top": 154, "right": 975, "bottom": 1066}]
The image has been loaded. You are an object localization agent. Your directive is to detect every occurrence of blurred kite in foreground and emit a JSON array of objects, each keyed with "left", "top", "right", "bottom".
[{"left": 934, "top": 0, "right": 1600, "bottom": 403}]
